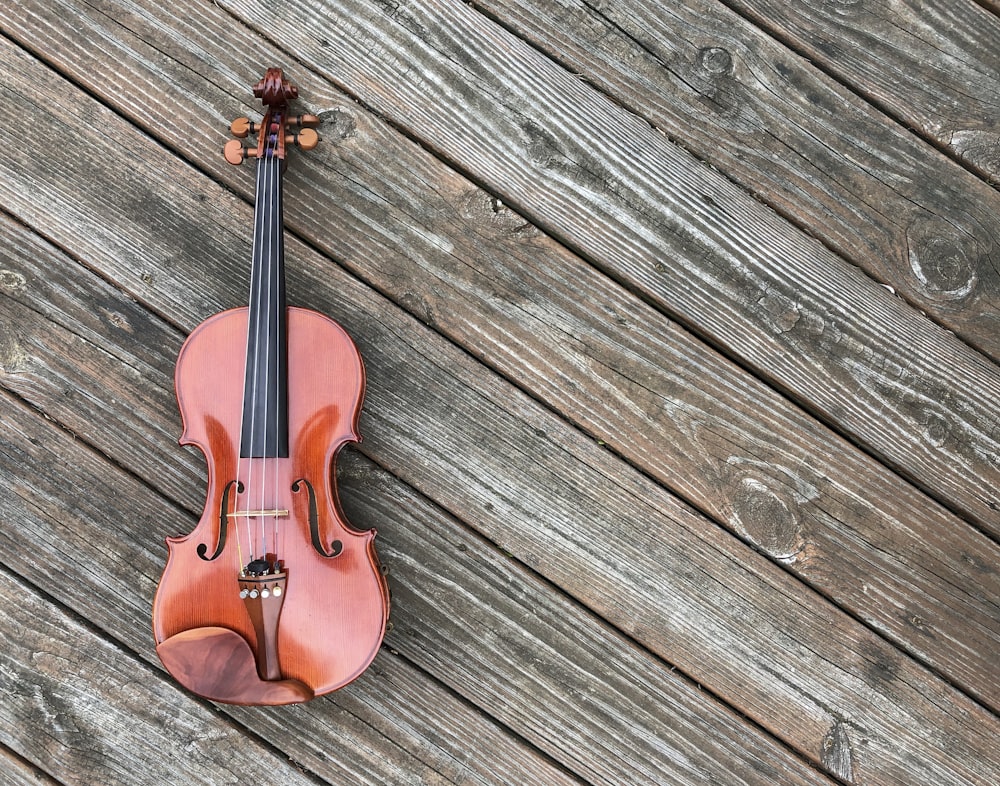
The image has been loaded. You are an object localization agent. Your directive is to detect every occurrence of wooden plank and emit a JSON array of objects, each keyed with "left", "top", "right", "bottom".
[
  {"left": 0, "top": 380, "right": 834, "bottom": 786},
  {"left": 0, "top": 215, "right": 200, "bottom": 509},
  {"left": 0, "top": 287, "right": 833, "bottom": 786},
  {"left": 723, "top": 0, "right": 1000, "bottom": 184},
  {"left": 0, "top": 747, "right": 62, "bottom": 786},
  {"left": 0, "top": 566, "right": 325, "bottom": 786},
  {"left": 0, "top": 393, "right": 583, "bottom": 785},
  {"left": 0, "top": 239, "right": 578, "bottom": 782},
  {"left": 0, "top": 222, "right": 583, "bottom": 780},
  {"left": 212, "top": 0, "right": 1000, "bottom": 534},
  {"left": 3, "top": 0, "right": 996, "bottom": 716},
  {"left": 470, "top": 0, "right": 1000, "bottom": 359},
  {"left": 0, "top": 151, "right": 832, "bottom": 786},
  {"left": 348, "top": 458, "right": 839, "bottom": 786},
  {"left": 0, "top": 39, "right": 997, "bottom": 785}
]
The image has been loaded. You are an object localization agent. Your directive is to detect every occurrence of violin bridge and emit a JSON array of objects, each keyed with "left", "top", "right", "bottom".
[{"left": 227, "top": 509, "right": 289, "bottom": 518}]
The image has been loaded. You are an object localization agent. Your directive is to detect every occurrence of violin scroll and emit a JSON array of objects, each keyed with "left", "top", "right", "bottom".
[
  {"left": 223, "top": 68, "right": 321, "bottom": 165},
  {"left": 254, "top": 67, "right": 298, "bottom": 106}
]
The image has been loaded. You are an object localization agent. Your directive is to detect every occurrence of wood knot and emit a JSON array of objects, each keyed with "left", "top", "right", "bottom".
[
  {"left": 317, "top": 108, "right": 357, "bottom": 140},
  {"left": 691, "top": 46, "right": 743, "bottom": 120},
  {"left": 460, "top": 190, "right": 537, "bottom": 237},
  {"left": 905, "top": 216, "right": 979, "bottom": 300},
  {"left": 100, "top": 308, "right": 133, "bottom": 334},
  {"left": 0, "top": 331, "right": 29, "bottom": 375},
  {"left": 698, "top": 47, "right": 733, "bottom": 76},
  {"left": 923, "top": 412, "right": 950, "bottom": 448},
  {"left": 399, "top": 291, "right": 436, "bottom": 328},
  {"left": 0, "top": 269, "right": 26, "bottom": 293},
  {"left": 523, "top": 121, "right": 565, "bottom": 169},
  {"left": 730, "top": 477, "right": 803, "bottom": 561},
  {"left": 756, "top": 291, "right": 800, "bottom": 334}
]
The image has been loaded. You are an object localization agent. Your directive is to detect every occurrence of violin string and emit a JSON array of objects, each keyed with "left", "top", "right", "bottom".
[
  {"left": 272, "top": 138, "right": 282, "bottom": 565},
  {"left": 259, "top": 137, "right": 275, "bottom": 563},
  {"left": 262, "top": 141, "right": 276, "bottom": 563},
  {"left": 242, "top": 142, "right": 268, "bottom": 564}
]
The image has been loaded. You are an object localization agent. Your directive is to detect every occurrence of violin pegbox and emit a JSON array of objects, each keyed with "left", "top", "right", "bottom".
[{"left": 223, "top": 68, "right": 321, "bottom": 166}]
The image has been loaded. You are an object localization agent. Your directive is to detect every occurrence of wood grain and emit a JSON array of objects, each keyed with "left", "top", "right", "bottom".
[
  {"left": 0, "top": 390, "right": 582, "bottom": 785},
  {"left": 723, "top": 0, "right": 1000, "bottom": 183},
  {"left": 353, "top": 458, "right": 838, "bottom": 786},
  {"left": 2, "top": 0, "right": 996, "bottom": 716},
  {"left": 0, "top": 566, "right": 325, "bottom": 786},
  {"left": 469, "top": 0, "right": 1000, "bottom": 359},
  {"left": 211, "top": 0, "right": 1000, "bottom": 535},
  {"left": 0, "top": 38, "right": 997, "bottom": 785},
  {"left": 0, "top": 748, "right": 61, "bottom": 786},
  {"left": 0, "top": 259, "right": 833, "bottom": 785}
]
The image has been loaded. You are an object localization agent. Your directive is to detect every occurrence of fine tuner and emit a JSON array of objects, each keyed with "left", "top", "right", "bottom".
[{"left": 223, "top": 114, "right": 321, "bottom": 165}]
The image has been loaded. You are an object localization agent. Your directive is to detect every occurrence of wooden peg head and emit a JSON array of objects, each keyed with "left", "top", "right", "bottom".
[
  {"left": 230, "top": 117, "right": 255, "bottom": 139},
  {"left": 223, "top": 139, "right": 247, "bottom": 165},
  {"left": 295, "top": 128, "right": 319, "bottom": 151}
]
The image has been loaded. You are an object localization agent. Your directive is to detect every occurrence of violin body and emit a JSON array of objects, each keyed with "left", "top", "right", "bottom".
[
  {"left": 152, "top": 70, "right": 388, "bottom": 705},
  {"left": 153, "top": 308, "right": 388, "bottom": 703}
]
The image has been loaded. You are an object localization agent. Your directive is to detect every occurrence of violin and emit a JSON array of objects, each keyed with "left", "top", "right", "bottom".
[{"left": 152, "top": 69, "right": 389, "bottom": 705}]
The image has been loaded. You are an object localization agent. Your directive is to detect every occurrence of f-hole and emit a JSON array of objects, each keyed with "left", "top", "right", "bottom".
[
  {"left": 291, "top": 478, "right": 343, "bottom": 558},
  {"left": 198, "top": 479, "right": 242, "bottom": 561}
]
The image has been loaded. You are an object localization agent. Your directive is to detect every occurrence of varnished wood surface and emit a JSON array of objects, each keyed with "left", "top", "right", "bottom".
[{"left": 0, "top": 2, "right": 997, "bottom": 785}]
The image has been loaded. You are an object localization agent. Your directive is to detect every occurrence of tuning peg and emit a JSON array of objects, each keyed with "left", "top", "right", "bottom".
[
  {"left": 285, "top": 127, "right": 319, "bottom": 151},
  {"left": 223, "top": 139, "right": 249, "bottom": 165},
  {"left": 230, "top": 117, "right": 258, "bottom": 138},
  {"left": 287, "top": 114, "right": 321, "bottom": 129}
]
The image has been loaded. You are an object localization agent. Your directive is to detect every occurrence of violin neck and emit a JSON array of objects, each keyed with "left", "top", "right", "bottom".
[{"left": 240, "top": 155, "right": 289, "bottom": 458}]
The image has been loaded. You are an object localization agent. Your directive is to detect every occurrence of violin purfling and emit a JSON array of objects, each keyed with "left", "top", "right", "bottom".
[{"left": 152, "top": 69, "right": 389, "bottom": 705}]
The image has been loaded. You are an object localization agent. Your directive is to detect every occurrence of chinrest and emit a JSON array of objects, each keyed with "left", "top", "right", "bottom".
[{"left": 156, "top": 626, "right": 313, "bottom": 705}]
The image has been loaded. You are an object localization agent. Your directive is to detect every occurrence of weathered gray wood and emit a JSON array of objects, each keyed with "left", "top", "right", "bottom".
[
  {"left": 0, "top": 394, "right": 583, "bottom": 786},
  {"left": 723, "top": 0, "right": 1000, "bottom": 183},
  {"left": 3, "top": 0, "right": 997, "bottom": 716},
  {"left": 0, "top": 567, "right": 325, "bottom": 786},
  {"left": 0, "top": 216, "right": 200, "bottom": 508},
  {"left": 0, "top": 287, "right": 834, "bottom": 786},
  {"left": 0, "top": 112, "right": 834, "bottom": 786},
  {"left": 0, "top": 39, "right": 997, "bottom": 786},
  {"left": 470, "top": 0, "right": 1000, "bottom": 359},
  {"left": 349, "top": 459, "right": 838, "bottom": 786},
  {"left": 0, "top": 748, "right": 61, "bottom": 786},
  {"left": 213, "top": 0, "right": 1000, "bottom": 535}
]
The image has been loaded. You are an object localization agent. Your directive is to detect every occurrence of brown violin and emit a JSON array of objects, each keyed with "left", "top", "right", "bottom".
[{"left": 152, "top": 69, "right": 389, "bottom": 705}]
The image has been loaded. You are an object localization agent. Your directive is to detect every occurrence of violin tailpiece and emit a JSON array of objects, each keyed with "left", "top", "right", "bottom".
[{"left": 239, "top": 570, "right": 288, "bottom": 682}]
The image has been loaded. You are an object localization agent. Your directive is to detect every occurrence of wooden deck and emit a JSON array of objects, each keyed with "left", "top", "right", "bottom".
[{"left": 1, "top": 1, "right": 998, "bottom": 783}]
